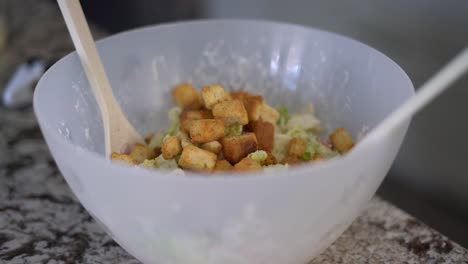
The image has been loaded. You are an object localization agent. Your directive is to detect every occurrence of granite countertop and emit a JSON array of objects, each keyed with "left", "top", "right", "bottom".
[{"left": 1, "top": 0, "right": 468, "bottom": 263}]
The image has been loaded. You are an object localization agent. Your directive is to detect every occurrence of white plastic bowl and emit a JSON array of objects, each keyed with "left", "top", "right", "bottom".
[{"left": 34, "top": 20, "right": 413, "bottom": 264}]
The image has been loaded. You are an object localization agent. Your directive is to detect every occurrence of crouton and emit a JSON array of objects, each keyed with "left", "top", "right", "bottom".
[
  {"left": 329, "top": 128, "right": 354, "bottom": 153},
  {"left": 230, "top": 91, "right": 279, "bottom": 124},
  {"left": 171, "top": 82, "right": 202, "bottom": 109},
  {"left": 234, "top": 157, "right": 263, "bottom": 171},
  {"left": 111, "top": 152, "right": 137, "bottom": 165},
  {"left": 221, "top": 133, "right": 258, "bottom": 164},
  {"left": 212, "top": 99, "right": 248, "bottom": 126},
  {"left": 180, "top": 109, "right": 213, "bottom": 122},
  {"left": 161, "top": 136, "right": 182, "bottom": 160},
  {"left": 144, "top": 132, "right": 154, "bottom": 144},
  {"left": 129, "top": 143, "right": 156, "bottom": 163},
  {"left": 264, "top": 151, "right": 277, "bottom": 166},
  {"left": 179, "top": 120, "right": 192, "bottom": 134},
  {"left": 179, "top": 109, "right": 213, "bottom": 132},
  {"left": 230, "top": 91, "right": 252, "bottom": 101},
  {"left": 243, "top": 98, "right": 279, "bottom": 125},
  {"left": 217, "top": 152, "right": 225, "bottom": 160},
  {"left": 189, "top": 119, "right": 225, "bottom": 144},
  {"left": 280, "top": 155, "right": 302, "bottom": 165},
  {"left": 214, "top": 159, "right": 233, "bottom": 171},
  {"left": 243, "top": 96, "right": 264, "bottom": 121},
  {"left": 201, "top": 84, "right": 230, "bottom": 109},
  {"left": 288, "top": 137, "right": 307, "bottom": 157},
  {"left": 154, "top": 147, "right": 162, "bottom": 157},
  {"left": 178, "top": 145, "right": 217, "bottom": 171},
  {"left": 230, "top": 91, "right": 262, "bottom": 104},
  {"left": 259, "top": 103, "right": 280, "bottom": 124},
  {"left": 177, "top": 132, "right": 192, "bottom": 148},
  {"left": 246, "top": 120, "right": 274, "bottom": 151},
  {"left": 200, "top": 141, "right": 222, "bottom": 154},
  {"left": 313, "top": 154, "right": 325, "bottom": 162}
]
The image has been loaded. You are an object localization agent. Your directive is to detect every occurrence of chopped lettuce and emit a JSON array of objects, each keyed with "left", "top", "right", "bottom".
[
  {"left": 308, "top": 136, "right": 338, "bottom": 159},
  {"left": 299, "top": 137, "right": 317, "bottom": 161},
  {"left": 276, "top": 105, "right": 337, "bottom": 161},
  {"left": 148, "top": 133, "right": 165, "bottom": 150},
  {"left": 276, "top": 103, "right": 321, "bottom": 134},
  {"left": 276, "top": 105, "right": 290, "bottom": 132},
  {"left": 167, "top": 168, "right": 185, "bottom": 176},
  {"left": 140, "top": 155, "right": 179, "bottom": 170},
  {"left": 286, "top": 127, "right": 310, "bottom": 140},
  {"left": 247, "top": 150, "right": 268, "bottom": 163},
  {"left": 316, "top": 143, "right": 338, "bottom": 158},
  {"left": 155, "top": 155, "right": 179, "bottom": 169},
  {"left": 147, "top": 107, "right": 182, "bottom": 150},
  {"left": 272, "top": 133, "right": 292, "bottom": 161},
  {"left": 300, "top": 149, "right": 314, "bottom": 161},
  {"left": 225, "top": 124, "right": 243, "bottom": 136},
  {"left": 141, "top": 158, "right": 158, "bottom": 169},
  {"left": 286, "top": 113, "right": 321, "bottom": 132},
  {"left": 166, "top": 107, "right": 182, "bottom": 136},
  {"left": 264, "top": 164, "right": 289, "bottom": 172}
]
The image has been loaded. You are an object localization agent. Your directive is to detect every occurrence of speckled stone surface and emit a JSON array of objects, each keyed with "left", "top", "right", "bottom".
[{"left": 1, "top": 0, "right": 468, "bottom": 263}]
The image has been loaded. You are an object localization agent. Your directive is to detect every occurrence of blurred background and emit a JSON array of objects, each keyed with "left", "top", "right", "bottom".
[{"left": 1, "top": 0, "right": 466, "bottom": 246}]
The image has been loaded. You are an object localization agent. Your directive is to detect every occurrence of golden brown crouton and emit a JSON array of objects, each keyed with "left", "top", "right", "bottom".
[
  {"left": 246, "top": 120, "right": 274, "bottom": 151},
  {"left": 189, "top": 119, "right": 225, "bottom": 144},
  {"left": 129, "top": 143, "right": 156, "bottom": 163},
  {"left": 201, "top": 84, "right": 230, "bottom": 109},
  {"left": 180, "top": 109, "right": 213, "bottom": 122},
  {"left": 243, "top": 96, "right": 264, "bottom": 121},
  {"left": 230, "top": 91, "right": 279, "bottom": 124},
  {"left": 144, "top": 133, "right": 154, "bottom": 144},
  {"left": 313, "top": 154, "right": 325, "bottom": 162},
  {"left": 259, "top": 103, "right": 280, "bottom": 124},
  {"left": 212, "top": 99, "right": 248, "bottom": 126},
  {"left": 230, "top": 91, "right": 253, "bottom": 101},
  {"left": 178, "top": 145, "right": 217, "bottom": 171},
  {"left": 264, "top": 151, "right": 277, "bottom": 166},
  {"left": 171, "top": 82, "right": 202, "bottom": 109},
  {"left": 214, "top": 159, "right": 233, "bottom": 171},
  {"left": 111, "top": 152, "right": 137, "bottom": 165},
  {"left": 288, "top": 137, "right": 307, "bottom": 157},
  {"left": 154, "top": 147, "right": 162, "bottom": 157},
  {"left": 280, "top": 155, "right": 302, "bottom": 165},
  {"left": 221, "top": 133, "right": 258, "bottom": 164},
  {"left": 329, "top": 128, "right": 354, "bottom": 153},
  {"left": 179, "top": 120, "right": 194, "bottom": 134},
  {"left": 161, "top": 136, "right": 182, "bottom": 160},
  {"left": 200, "top": 141, "right": 222, "bottom": 154},
  {"left": 230, "top": 91, "right": 262, "bottom": 104},
  {"left": 234, "top": 157, "right": 263, "bottom": 171},
  {"left": 179, "top": 109, "right": 213, "bottom": 132},
  {"left": 243, "top": 98, "right": 279, "bottom": 125},
  {"left": 177, "top": 132, "right": 192, "bottom": 148}
]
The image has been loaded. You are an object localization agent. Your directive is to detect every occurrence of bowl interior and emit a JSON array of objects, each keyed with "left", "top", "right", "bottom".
[
  {"left": 35, "top": 20, "right": 413, "bottom": 155},
  {"left": 34, "top": 20, "right": 414, "bottom": 263}
]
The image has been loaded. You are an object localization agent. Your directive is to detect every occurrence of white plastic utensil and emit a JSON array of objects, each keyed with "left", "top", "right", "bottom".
[
  {"left": 361, "top": 46, "right": 468, "bottom": 145},
  {"left": 57, "top": 0, "right": 143, "bottom": 157}
]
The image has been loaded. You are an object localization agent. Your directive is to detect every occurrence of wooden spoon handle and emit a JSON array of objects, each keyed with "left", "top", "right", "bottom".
[{"left": 57, "top": 0, "right": 142, "bottom": 157}]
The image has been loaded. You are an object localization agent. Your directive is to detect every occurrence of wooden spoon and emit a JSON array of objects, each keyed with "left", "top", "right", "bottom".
[{"left": 57, "top": 0, "right": 143, "bottom": 158}]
